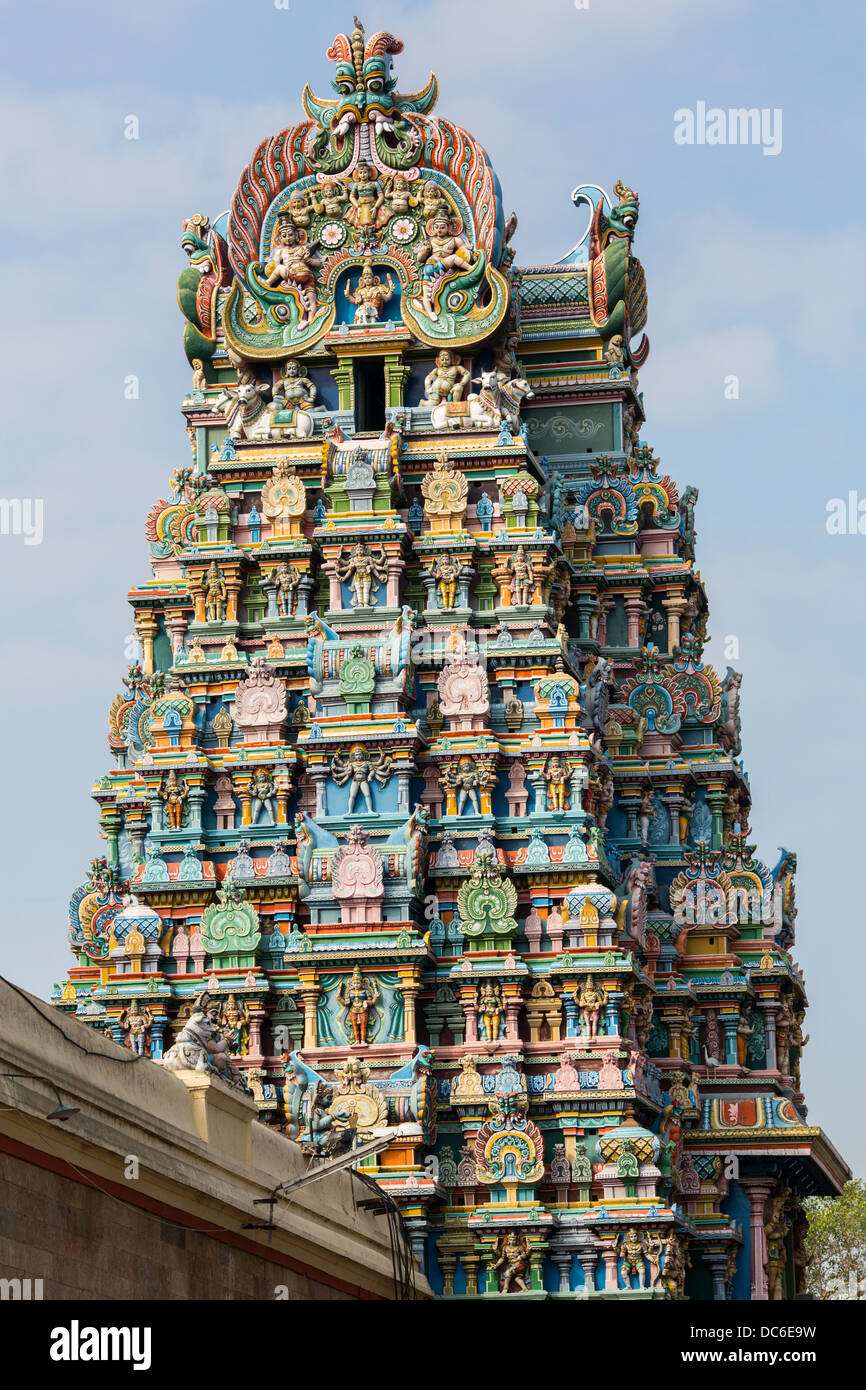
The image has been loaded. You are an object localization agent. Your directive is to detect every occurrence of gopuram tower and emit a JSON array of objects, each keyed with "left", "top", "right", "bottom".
[{"left": 55, "top": 19, "right": 847, "bottom": 1300}]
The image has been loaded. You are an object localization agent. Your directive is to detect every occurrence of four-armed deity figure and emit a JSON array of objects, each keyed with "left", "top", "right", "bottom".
[
  {"left": 119, "top": 1001, "right": 153, "bottom": 1056},
  {"left": 264, "top": 222, "right": 322, "bottom": 325},
  {"left": 346, "top": 260, "right": 395, "bottom": 323},
  {"left": 335, "top": 542, "right": 388, "bottom": 608},
  {"left": 332, "top": 744, "right": 392, "bottom": 814},
  {"left": 337, "top": 964, "right": 380, "bottom": 1045},
  {"left": 161, "top": 771, "right": 188, "bottom": 830},
  {"left": 477, "top": 981, "right": 504, "bottom": 1042},
  {"left": 492, "top": 1232, "right": 531, "bottom": 1293}
]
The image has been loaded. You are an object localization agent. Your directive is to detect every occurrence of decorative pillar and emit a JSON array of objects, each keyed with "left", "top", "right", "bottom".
[
  {"left": 300, "top": 982, "right": 319, "bottom": 1049},
  {"left": 578, "top": 1249, "right": 598, "bottom": 1293},
  {"left": 705, "top": 788, "right": 727, "bottom": 851},
  {"left": 760, "top": 1002, "right": 778, "bottom": 1071},
  {"left": 742, "top": 1179, "right": 775, "bottom": 1301},
  {"left": 720, "top": 1009, "right": 740, "bottom": 1065},
  {"left": 662, "top": 594, "right": 688, "bottom": 652},
  {"left": 624, "top": 595, "right": 645, "bottom": 649},
  {"left": 599, "top": 1235, "right": 620, "bottom": 1290},
  {"left": 134, "top": 611, "right": 159, "bottom": 675},
  {"left": 703, "top": 1248, "right": 730, "bottom": 1301},
  {"left": 551, "top": 1248, "right": 573, "bottom": 1294}
]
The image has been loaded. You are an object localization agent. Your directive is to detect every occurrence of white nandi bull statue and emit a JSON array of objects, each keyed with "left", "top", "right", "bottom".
[
  {"left": 212, "top": 364, "right": 275, "bottom": 442},
  {"left": 429, "top": 369, "right": 534, "bottom": 431}
]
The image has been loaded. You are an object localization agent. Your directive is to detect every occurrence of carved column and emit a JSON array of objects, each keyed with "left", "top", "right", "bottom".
[
  {"left": 624, "top": 594, "right": 645, "bottom": 649},
  {"left": 662, "top": 594, "right": 688, "bottom": 653},
  {"left": 742, "top": 1179, "right": 775, "bottom": 1301},
  {"left": 134, "top": 611, "right": 159, "bottom": 675}
]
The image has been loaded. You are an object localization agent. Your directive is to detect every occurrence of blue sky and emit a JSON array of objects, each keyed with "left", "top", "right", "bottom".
[{"left": 1, "top": 0, "right": 863, "bottom": 1173}]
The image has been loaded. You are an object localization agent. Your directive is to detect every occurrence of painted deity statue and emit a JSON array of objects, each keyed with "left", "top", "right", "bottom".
[
  {"left": 477, "top": 980, "right": 504, "bottom": 1042},
  {"left": 264, "top": 223, "right": 322, "bottom": 326},
  {"left": 416, "top": 215, "right": 476, "bottom": 320},
  {"left": 335, "top": 541, "right": 388, "bottom": 608},
  {"left": 428, "top": 553, "right": 462, "bottom": 609},
  {"left": 492, "top": 1232, "right": 531, "bottom": 1293},
  {"left": 577, "top": 976, "right": 605, "bottom": 1038},
  {"left": 544, "top": 755, "right": 571, "bottom": 814},
  {"left": 421, "top": 349, "right": 471, "bottom": 406},
  {"left": 508, "top": 546, "right": 534, "bottom": 607},
  {"left": 250, "top": 769, "right": 276, "bottom": 824},
  {"left": 619, "top": 1227, "right": 647, "bottom": 1289},
  {"left": 204, "top": 560, "right": 227, "bottom": 622},
  {"left": 443, "top": 756, "right": 493, "bottom": 816},
  {"left": 338, "top": 965, "right": 380, "bottom": 1045},
  {"left": 332, "top": 745, "right": 393, "bottom": 814},
  {"left": 119, "top": 1001, "right": 153, "bottom": 1056},
  {"left": 160, "top": 771, "right": 188, "bottom": 830},
  {"left": 221, "top": 993, "right": 250, "bottom": 1054},
  {"left": 345, "top": 160, "right": 389, "bottom": 233},
  {"left": 273, "top": 562, "right": 302, "bottom": 616},
  {"left": 273, "top": 358, "right": 317, "bottom": 415},
  {"left": 346, "top": 261, "right": 396, "bottom": 324}
]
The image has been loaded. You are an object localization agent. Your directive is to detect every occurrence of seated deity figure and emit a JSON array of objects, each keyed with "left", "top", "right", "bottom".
[
  {"left": 332, "top": 744, "right": 393, "bottom": 814},
  {"left": 421, "top": 349, "right": 471, "bottom": 406},
  {"left": 263, "top": 223, "right": 322, "bottom": 326},
  {"left": 273, "top": 358, "right": 317, "bottom": 415},
  {"left": 346, "top": 261, "right": 396, "bottom": 324},
  {"left": 385, "top": 172, "right": 418, "bottom": 215},
  {"left": 335, "top": 541, "right": 388, "bottom": 608},
  {"left": 416, "top": 215, "right": 476, "bottom": 320}
]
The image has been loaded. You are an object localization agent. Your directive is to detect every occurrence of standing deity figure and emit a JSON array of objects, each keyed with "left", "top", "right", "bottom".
[
  {"left": 492, "top": 1232, "right": 531, "bottom": 1293},
  {"left": 477, "top": 980, "right": 504, "bottom": 1041},
  {"left": 221, "top": 994, "right": 250, "bottom": 1054},
  {"left": 337, "top": 965, "right": 380, "bottom": 1045},
  {"left": 544, "top": 755, "right": 572, "bottom": 813},
  {"left": 639, "top": 788, "right": 655, "bottom": 841},
  {"left": 250, "top": 769, "right": 276, "bottom": 824},
  {"left": 204, "top": 561, "right": 227, "bottom": 622},
  {"left": 508, "top": 546, "right": 534, "bottom": 607},
  {"left": 335, "top": 541, "right": 388, "bottom": 608},
  {"left": 119, "top": 1001, "right": 153, "bottom": 1056},
  {"left": 597, "top": 769, "right": 615, "bottom": 829},
  {"left": 619, "top": 1228, "right": 647, "bottom": 1289},
  {"left": 421, "top": 349, "right": 471, "bottom": 405},
  {"left": 643, "top": 1230, "right": 664, "bottom": 1287},
  {"left": 660, "top": 1234, "right": 689, "bottom": 1300},
  {"left": 273, "top": 562, "right": 302, "bottom": 616},
  {"left": 443, "top": 756, "right": 492, "bottom": 816},
  {"left": 428, "top": 553, "right": 462, "bottom": 609},
  {"left": 332, "top": 745, "right": 393, "bottom": 814},
  {"left": 346, "top": 259, "right": 395, "bottom": 324},
  {"left": 416, "top": 215, "right": 476, "bottom": 320},
  {"left": 345, "top": 160, "right": 388, "bottom": 233},
  {"left": 273, "top": 358, "right": 317, "bottom": 415},
  {"left": 577, "top": 976, "right": 605, "bottom": 1038},
  {"left": 582, "top": 656, "right": 614, "bottom": 747},
  {"left": 160, "top": 771, "right": 188, "bottom": 830}
]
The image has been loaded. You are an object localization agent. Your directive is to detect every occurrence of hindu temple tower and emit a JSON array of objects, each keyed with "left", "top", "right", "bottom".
[{"left": 54, "top": 17, "right": 847, "bottom": 1300}]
